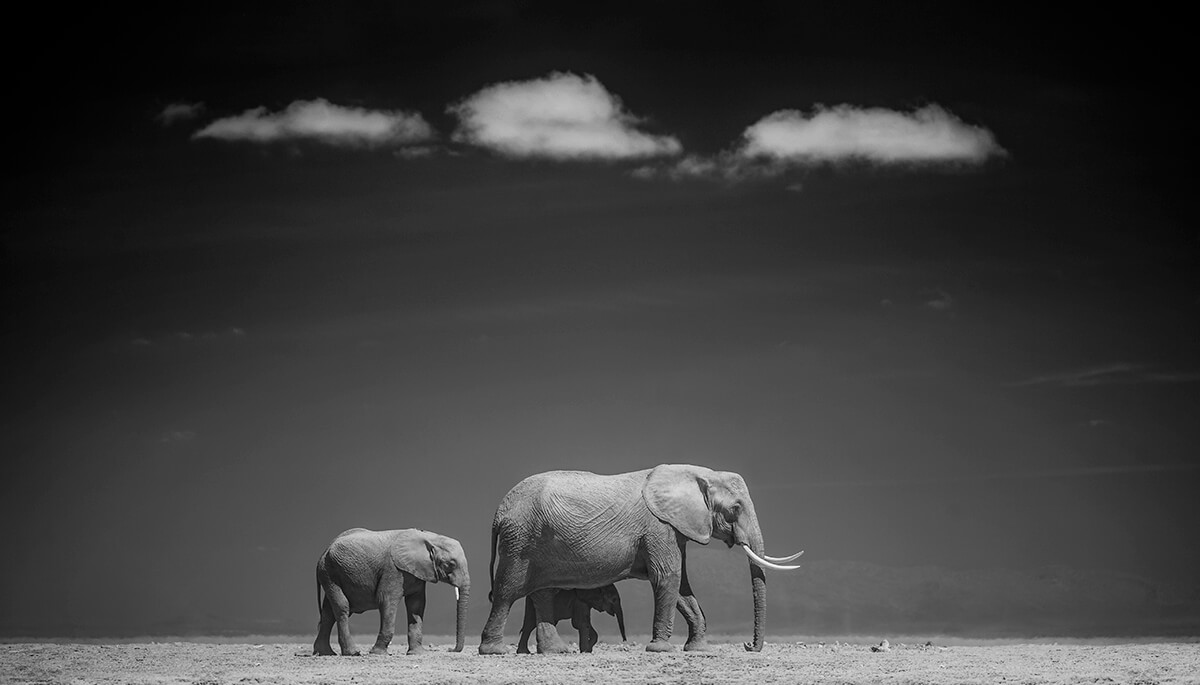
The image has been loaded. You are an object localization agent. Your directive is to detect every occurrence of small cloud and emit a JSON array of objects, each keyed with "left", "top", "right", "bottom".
[
  {"left": 1006, "top": 363, "right": 1200, "bottom": 388},
  {"left": 157, "top": 101, "right": 205, "bottom": 126},
  {"left": 193, "top": 98, "right": 434, "bottom": 148},
  {"left": 230, "top": 327, "right": 246, "bottom": 337},
  {"left": 449, "top": 72, "right": 682, "bottom": 160},
  {"left": 785, "top": 182, "right": 804, "bottom": 193},
  {"left": 161, "top": 430, "right": 197, "bottom": 443},
  {"left": 393, "top": 145, "right": 437, "bottom": 159},
  {"left": 923, "top": 289, "right": 955, "bottom": 312},
  {"left": 739, "top": 104, "right": 1005, "bottom": 166},
  {"left": 176, "top": 331, "right": 194, "bottom": 341},
  {"left": 131, "top": 337, "right": 153, "bottom": 346}
]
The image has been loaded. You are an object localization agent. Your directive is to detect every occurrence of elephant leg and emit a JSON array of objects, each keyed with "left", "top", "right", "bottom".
[
  {"left": 588, "top": 626, "right": 599, "bottom": 652},
  {"left": 479, "top": 556, "right": 528, "bottom": 654},
  {"left": 677, "top": 548, "right": 710, "bottom": 652},
  {"left": 324, "top": 584, "right": 362, "bottom": 656},
  {"left": 370, "top": 595, "right": 398, "bottom": 655},
  {"left": 313, "top": 594, "right": 337, "bottom": 656},
  {"left": 516, "top": 598, "right": 536, "bottom": 654},
  {"left": 404, "top": 585, "right": 427, "bottom": 654},
  {"left": 571, "top": 602, "right": 594, "bottom": 653},
  {"left": 645, "top": 538, "right": 683, "bottom": 652},
  {"left": 531, "top": 588, "right": 571, "bottom": 654}
]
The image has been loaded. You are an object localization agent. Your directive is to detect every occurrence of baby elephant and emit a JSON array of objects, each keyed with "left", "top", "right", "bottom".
[
  {"left": 313, "top": 528, "right": 470, "bottom": 656},
  {"left": 517, "top": 585, "right": 626, "bottom": 653}
]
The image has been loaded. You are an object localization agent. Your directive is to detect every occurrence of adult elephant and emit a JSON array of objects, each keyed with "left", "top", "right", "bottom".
[
  {"left": 516, "top": 584, "right": 627, "bottom": 654},
  {"left": 314, "top": 528, "right": 470, "bottom": 656},
  {"left": 478, "top": 464, "right": 802, "bottom": 654}
]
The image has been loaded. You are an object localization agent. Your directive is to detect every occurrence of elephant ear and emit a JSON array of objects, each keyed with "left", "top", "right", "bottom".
[
  {"left": 391, "top": 531, "right": 439, "bottom": 583},
  {"left": 642, "top": 464, "right": 713, "bottom": 544}
]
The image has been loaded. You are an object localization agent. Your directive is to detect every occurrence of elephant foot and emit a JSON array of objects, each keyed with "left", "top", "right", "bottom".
[
  {"left": 342, "top": 649, "right": 365, "bottom": 657},
  {"left": 368, "top": 646, "right": 390, "bottom": 656},
  {"left": 516, "top": 645, "right": 531, "bottom": 654},
  {"left": 743, "top": 641, "right": 763, "bottom": 652},
  {"left": 406, "top": 645, "right": 425, "bottom": 655},
  {"left": 646, "top": 640, "right": 676, "bottom": 653},
  {"left": 683, "top": 638, "right": 712, "bottom": 652},
  {"left": 478, "top": 641, "right": 508, "bottom": 655},
  {"left": 312, "top": 646, "right": 336, "bottom": 657},
  {"left": 536, "top": 640, "right": 571, "bottom": 654}
]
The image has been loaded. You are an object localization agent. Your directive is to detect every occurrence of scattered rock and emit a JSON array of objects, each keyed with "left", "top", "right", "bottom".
[{"left": 870, "top": 640, "right": 891, "bottom": 653}]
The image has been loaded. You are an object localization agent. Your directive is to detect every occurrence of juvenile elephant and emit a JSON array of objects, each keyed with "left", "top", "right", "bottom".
[
  {"left": 479, "top": 464, "right": 802, "bottom": 654},
  {"left": 314, "top": 528, "right": 470, "bottom": 656},
  {"left": 516, "top": 584, "right": 627, "bottom": 653}
]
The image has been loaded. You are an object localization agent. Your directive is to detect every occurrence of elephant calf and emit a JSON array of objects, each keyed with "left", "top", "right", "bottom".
[
  {"left": 313, "top": 528, "right": 470, "bottom": 656},
  {"left": 516, "top": 585, "right": 626, "bottom": 654}
]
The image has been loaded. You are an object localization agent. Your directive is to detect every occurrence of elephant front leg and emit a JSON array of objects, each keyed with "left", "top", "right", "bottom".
[
  {"left": 677, "top": 557, "right": 710, "bottom": 652},
  {"left": 648, "top": 542, "right": 686, "bottom": 652},
  {"left": 370, "top": 598, "right": 398, "bottom": 655},
  {"left": 530, "top": 589, "right": 571, "bottom": 654},
  {"left": 404, "top": 585, "right": 427, "bottom": 654}
]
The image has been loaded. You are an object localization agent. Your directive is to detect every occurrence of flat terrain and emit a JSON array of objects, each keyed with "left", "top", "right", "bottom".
[{"left": 3, "top": 640, "right": 1198, "bottom": 684}]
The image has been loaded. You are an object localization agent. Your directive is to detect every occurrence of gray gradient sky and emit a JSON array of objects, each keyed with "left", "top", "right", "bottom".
[{"left": 2, "top": 3, "right": 1197, "bottom": 637}]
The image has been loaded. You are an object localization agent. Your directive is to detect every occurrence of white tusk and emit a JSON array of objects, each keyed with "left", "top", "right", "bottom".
[
  {"left": 455, "top": 587, "right": 460, "bottom": 601},
  {"left": 763, "top": 550, "right": 805, "bottom": 563},
  {"left": 740, "top": 544, "right": 802, "bottom": 571}
]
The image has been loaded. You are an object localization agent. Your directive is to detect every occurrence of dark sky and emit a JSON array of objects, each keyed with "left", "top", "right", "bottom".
[{"left": 3, "top": 3, "right": 1197, "bottom": 637}]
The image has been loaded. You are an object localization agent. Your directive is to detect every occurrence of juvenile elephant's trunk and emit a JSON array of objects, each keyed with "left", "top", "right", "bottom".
[
  {"left": 454, "top": 583, "right": 470, "bottom": 652},
  {"left": 614, "top": 596, "right": 627, "bottom": 642}
]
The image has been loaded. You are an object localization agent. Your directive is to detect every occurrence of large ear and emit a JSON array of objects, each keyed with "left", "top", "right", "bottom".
[
  {"left": 642, "top": 464, "right": 713, "bottom": 544},
  {"left": 391, "top": 530, "right": 438, "bottom": 583}
]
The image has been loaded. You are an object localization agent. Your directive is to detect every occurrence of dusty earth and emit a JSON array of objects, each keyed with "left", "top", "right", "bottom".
[{"left": 2, "top": 639, "right": 1198, "bottom": 684}]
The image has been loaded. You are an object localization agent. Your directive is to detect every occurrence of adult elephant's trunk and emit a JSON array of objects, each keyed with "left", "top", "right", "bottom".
[
  {"left": 742, "top": 510, "right": 767, "bottom": 652},
  {"left": 453, "top": 583, "right": 470, "bottom": 652}
]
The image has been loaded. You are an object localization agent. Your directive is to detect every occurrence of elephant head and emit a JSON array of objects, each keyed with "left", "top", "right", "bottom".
[
  {"left": 393, "top": 531, "right": 471, "bottom": 652},
  {"left": 577, "top": 584, "right": 627, "bottom": 642},
  {"left": 642, "top": 464, "right": 802, "bottom": 651}
]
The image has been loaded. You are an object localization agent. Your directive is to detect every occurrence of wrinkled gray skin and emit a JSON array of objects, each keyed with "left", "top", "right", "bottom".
[
  {"left": 480, "top": 464, "right": 771, "bottom": 654},
  {"left": 314, "top": 528, "right": 470, "bottom": 656},
  {"left": 516, "top": 585, "right": 626, "bottom": 654}
]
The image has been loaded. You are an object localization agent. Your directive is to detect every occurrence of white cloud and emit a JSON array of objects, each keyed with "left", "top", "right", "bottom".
[
  {"left": 192, "top": 98, "right": 434, "bottom": 147},
  {"left": 1006, "top": 363, "right": 1200, "bottom": 388},
  {"left": 449, "top": 72, "right": 682, "bottom": 160},
  {"left": 157, "top": 102, "right": 205, "bottom": 126},
  {"left": 739, "top": 104, "right": 1004, "bottom": 165}
]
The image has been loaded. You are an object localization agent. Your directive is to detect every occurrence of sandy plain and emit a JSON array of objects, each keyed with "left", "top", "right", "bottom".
[{"left": 3, "top": 638, "right": 1198, "bottom": 684}]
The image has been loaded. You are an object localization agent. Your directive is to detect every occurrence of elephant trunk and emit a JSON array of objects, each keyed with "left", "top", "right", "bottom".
[
  {"left": 453, "top": 583, "right": 469, "bottom": 652},
  {"left": 614, "top": 597, "right": 627, "bottom": 642},
  {"left": 742, "top": 511, "right": 767, "bottom": 652}
]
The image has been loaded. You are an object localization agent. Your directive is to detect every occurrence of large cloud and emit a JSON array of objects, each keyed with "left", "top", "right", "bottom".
[
  {"left": 449, "top": 72, "right": 681, "bottom": 160},
  {"left": 739, "top": 104, "right": 1004, "bottom": 165},
  {"left": 192, "top": 99, "right": 434, "bottom": 147}
]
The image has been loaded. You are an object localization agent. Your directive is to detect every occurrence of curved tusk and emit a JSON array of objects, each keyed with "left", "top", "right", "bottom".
[
  {"left": 762, "top": 550, "right": 805, "bottom": 563},
  {"left": 454, "top": 587, "right": 460, "bottom": 601},
  {"left": 740, "top": 544, "right": 802, "bottom": 571}
]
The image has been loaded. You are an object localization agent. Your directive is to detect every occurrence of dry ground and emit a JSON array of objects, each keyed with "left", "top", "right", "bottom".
[{"left": 2, "top": 639, "right": 1198, "bottom": 684}]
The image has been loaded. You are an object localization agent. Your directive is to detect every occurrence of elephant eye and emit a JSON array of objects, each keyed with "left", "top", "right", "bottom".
[{"left": 726, "top": 503, "right": 742, "bottom": 521}]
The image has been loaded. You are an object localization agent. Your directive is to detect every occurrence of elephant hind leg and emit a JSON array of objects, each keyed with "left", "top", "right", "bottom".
[
  {"left": 530, "top": 589, "right": 571, "bottom": 654},
  {"left": 323, "top": 583, "right": 362, "bottom": 656},
  {"left": 313, "top": 593, "right": 337, "bottom": 656}
]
